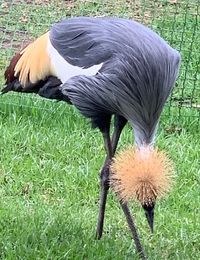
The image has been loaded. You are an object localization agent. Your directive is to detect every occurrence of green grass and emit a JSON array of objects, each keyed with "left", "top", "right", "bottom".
[
  {"left": 0, "top": 99, "right": 199, "bottom": 259},
  {"left": 0, "top": 0, "right": 200, "bottom": 259}
]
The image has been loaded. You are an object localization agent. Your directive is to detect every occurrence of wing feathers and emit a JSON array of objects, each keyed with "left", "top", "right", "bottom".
[{"left": 14, "top": 32, "right": 51, "bottom": 87}]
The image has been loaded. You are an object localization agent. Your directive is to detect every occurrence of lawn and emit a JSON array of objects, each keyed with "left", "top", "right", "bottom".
[{"left": 0, "top": 1, "right": 199, "bottom": 259}]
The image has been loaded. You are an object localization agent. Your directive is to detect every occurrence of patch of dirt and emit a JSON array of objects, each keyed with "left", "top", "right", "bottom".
[
  {"left": 1, "top": 0, "right": 52, "bottom": 10},
  {"left": 128, "top": 0, "right": 165, "bottom": 24},
  {"left": 0, "top": 0, "right": 51, "bottom": 18},
  {"left": 172, "top": 97, "right": 200, "bottom": 110},
  {"left": 0, "top": 27, "right": 32, "bottom": 50},
  {"left": 165, "top": 124, "right": 183, "bottom": 135},
  {"left": 65, "top": 0, "right": 76, "bottom": 9}
]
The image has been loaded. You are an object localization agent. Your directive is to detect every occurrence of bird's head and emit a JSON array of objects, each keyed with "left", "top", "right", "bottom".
[{"left": 110, "top": 146, "right": 174, "bottom": 233}]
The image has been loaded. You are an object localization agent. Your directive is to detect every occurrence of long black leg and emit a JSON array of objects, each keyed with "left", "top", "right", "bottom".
[
  {"left": 96, "top": 115, "right": 127, "bottom": 239},
  {"left": 111, "top": 115, "right": 127, "bottom": 154},
  {"left": 96, "top": 115, "right": 146, "bottom": 258},
  {"left": 120, "top": 202, "right": 146, "bottom": 259},
  {"left": 96, "top": 128, "right": 112, "bottom": 239}
]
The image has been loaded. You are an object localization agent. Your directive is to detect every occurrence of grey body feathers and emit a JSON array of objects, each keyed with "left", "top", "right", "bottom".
[{"left": 50, "top": 17, "right": 181, "bottom": 146}]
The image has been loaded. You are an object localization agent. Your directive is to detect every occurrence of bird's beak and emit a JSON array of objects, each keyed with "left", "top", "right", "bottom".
[
  {"left": 145, "top": 208, "right": 154, "bottom": 233},
  {"left": 1, "top": 85, "right": 9, "bottom": 95},
  {"left": 143, "top": 204, "right": 155, "bottom": 233}
]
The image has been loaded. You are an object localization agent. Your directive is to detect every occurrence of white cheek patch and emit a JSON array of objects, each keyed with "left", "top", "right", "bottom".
[{"left": 47, "top": 40, "right": 103, "bottom": 83}]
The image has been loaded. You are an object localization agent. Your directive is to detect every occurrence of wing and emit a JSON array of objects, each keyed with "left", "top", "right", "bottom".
[{"left": 49, "top": 17, "right": 116, "bottom": 68}]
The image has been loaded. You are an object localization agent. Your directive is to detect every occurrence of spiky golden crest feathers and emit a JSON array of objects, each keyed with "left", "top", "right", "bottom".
[
  {"left": 14, "top": 32, "right": 53, "bottom": 87},
  {"left": 110, "top": 146, "right": 174, "bottom": 205}
]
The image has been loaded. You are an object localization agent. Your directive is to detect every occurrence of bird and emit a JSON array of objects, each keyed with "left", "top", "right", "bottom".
[{"left": 1, "top": 16, "right": 181, "bottom": 259}]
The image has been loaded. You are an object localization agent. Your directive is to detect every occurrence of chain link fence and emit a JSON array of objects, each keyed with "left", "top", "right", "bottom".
[{"left": 0, "top": 0, "right": 199, "bottom": 121}]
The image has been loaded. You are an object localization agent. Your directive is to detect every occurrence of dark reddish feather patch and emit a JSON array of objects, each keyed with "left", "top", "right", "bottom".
[
  {"left": 4, "top": 52, "right": 22, "bottom": 84},
  {"left": 4, "top": 44, "right": 29, "bottom": 84}
]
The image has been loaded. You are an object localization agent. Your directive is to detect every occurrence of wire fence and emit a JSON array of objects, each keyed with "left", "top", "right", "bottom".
[{"left": 0, "top": 0, "right": 199, "bottom": 121}]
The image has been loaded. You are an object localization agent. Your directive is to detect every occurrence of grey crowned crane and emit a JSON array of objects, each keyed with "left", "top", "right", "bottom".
[{"left": 2, "top": 16, "right": 181, "bottom": 258}]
